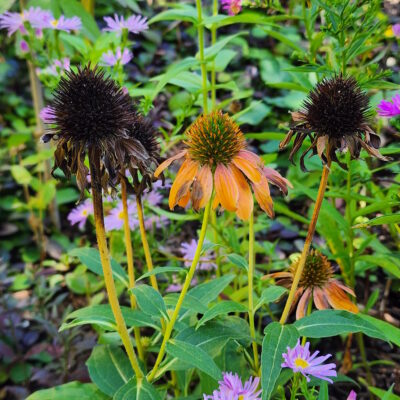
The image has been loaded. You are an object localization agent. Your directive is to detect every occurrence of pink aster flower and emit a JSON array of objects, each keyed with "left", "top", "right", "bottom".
[
  {"left": 67, "top": 199, "right": 93, "bottom": 229},
  {"left": 204, "top": 372, "right": 261, "bottom": 400},
  {"left": 347, "top": 390, "right": 357, "bottom": 400},
  {"left": 220, "top": 0, "right": 242, "bottom": 16},
  {"left": 20, "top": 40, "right": 29, "bottom": 53},
  {"left": 105, "top": 201, "right": 137, "bottom": 231},
  {"left": 39, "top": 106, "right": 56, "bottom": 123},
  {"left": 103, "top": 13, "right": 148, "bottom": 35},
  {"left": 39, "top": 58, "right": 70, "bottom": 76},
  {"left": 282, "top": 340, "right": 337, "bottom": 383},
  {"left": 181, "top": 239, "right": 216, "bottom": 270},
  {"left": 101, "top": 47, "right": 133, "bottom": 67},
  {"left": 393, "top": 24, "right": 400, "bottom": 38},
  {"left": 377, "top": 94, "right": 400, "bottom": 118},
  {"left": 45, "top": 15, "right": 81, "bottom": 32}
]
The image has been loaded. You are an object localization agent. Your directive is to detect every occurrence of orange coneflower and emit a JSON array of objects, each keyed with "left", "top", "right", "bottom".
[
  {"left": 154, "top": 111, "right": 292, "bottom": 220},
  {"left": 265, "top": 249, "right": 358, "bottom": 320}
]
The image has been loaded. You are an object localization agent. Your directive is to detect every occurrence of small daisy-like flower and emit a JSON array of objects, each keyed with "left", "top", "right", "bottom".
[
  {"left": 181, "top": 239, "right": 216, "bottom": 270},
  {"left": 67, "top": 199, "right": 93, "bottom": 229},
  {"left": 377, "top": 94, "right": 400, "bottom": 118},
  {"left": 46, "top": 15, "right": 81, "bottom": 32},
  {"left": 154, "top": 111, "right": 291, "bottom": 220},
  {"left": 101, "top": 47, "right": 133, "bottom": 67},
  {"left": 221, "top": 0, "right": 242, "bottom": 16},
  {"left": 203, "top": 372, "right": 261, "bottom": 400},
  {"left": 282, "top": 340, "right": 337, "bottom": 383},
  {"left": 105, "top": 200, "right": 137, "bottom": 231},
  {"left": 103, "top": 13, "right": 148, "bottom": 35},
  {"left": 39, "top": 58, "right": 70, "bottom": 77},
  {"left": 393, "top": 24, "right": 400, "bottom": 37},
  {"left": 0, "top": 7, "right": 51, "bottom": 36},
  {"left": 280, "top": 75, "right": 388, "bottom": 171},
  {"left": 266, "top": 249, "right": 358, "bottom": 319},
  {"left": 41, "top": 65, "right": 139, "bottom": 199},
  {"left": 347, "top": 390, "right": 357, "bottom": 400}
]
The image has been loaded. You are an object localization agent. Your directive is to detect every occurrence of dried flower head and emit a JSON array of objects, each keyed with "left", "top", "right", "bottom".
[
  {"left": 280, "top": 75, "right": 388, "bottom": 170},
  {"left": 266, "top": 249, "right": 358, "bottom": 319},
  {"left": 41, "top": 65, "right": 146, "bottom": 198},
  {"left": 154, "top": 111, "right": 292, "bottom": 220}
]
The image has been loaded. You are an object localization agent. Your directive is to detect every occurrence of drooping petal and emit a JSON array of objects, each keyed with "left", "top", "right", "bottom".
[
  {"left": 313, "top": 287, "right": 330, "bottom": 310},
  {"left": 252, "top": 175, "right": 274, "bottom": 217},
  {"left": 191, "top": 164, "right": 213, "bottom": 211},
  {"left": 154, "top": 150, "right": 187, "bottom": 178},
  {"left": 296, "top": 288, "right": 311, "bottom": 320},
  {"left": 169, "top": 159, "right": 198, "bottom": 209},
  {"left": 325, "top": 282, "right": 359, "bottom": 313},
  {"left": 237, "top": 149, "right": 263, "bottom": 168},
  {"left": 177, "top": 190, "right": 191, "bottom": 208},
  {"left": 214, "top": 164, "right": 239, "bottom": 212},
  {"left": 263, "top": 167, "right": 293, "bottom": 195},
  {"left": 317, "top": 135, "right": 328, "bottom": 159},
  {"left": 358, "top": 139, "right": 390, "bottom": 162},
  {"left": 232, "top": 155, "right": 262, "bottom": 183},
  {"left": 230, "top": 165, "right": 253, "bottom": 220}
]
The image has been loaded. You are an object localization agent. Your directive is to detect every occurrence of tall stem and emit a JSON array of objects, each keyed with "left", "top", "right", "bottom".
[
  {"left": 279, "top": 155, "right": 332, "bottom": 324},
  {"left": 248, "top": 211, "right": 259, "bottom": 372},
  {"left": 148, "top": 198, "right": 212, "bottom": 382},
  {"left": 136, "top": 195, "right": 159, "bottom": 292},
  {"left": 195, "top": 0, "right": 209, "bottom": 113},
  {"left": 210, "top": 0, "right": 218, "bottom": 109},
  {"left": 121, "top": 176, "right": 144, "bottom": 361},
  {"left": 89, "top": 149, "right": 143, "bottom": 378}
]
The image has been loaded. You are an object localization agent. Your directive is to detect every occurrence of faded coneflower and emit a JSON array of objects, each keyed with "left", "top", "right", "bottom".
[
  {"left": 280, "top": 75, "right": 388, "bottom": 171},
  {"left": 282, "top": 340, "right": 337, "bottom": 383},
  {"left": 154, "top": 111, "right": 291, "bottom": 221},
  {"left": 42, "top": 64, "right": 143, "bottom": 378},
  {"left": 266, "top": 250, "right": 358, "bottom": 319}
]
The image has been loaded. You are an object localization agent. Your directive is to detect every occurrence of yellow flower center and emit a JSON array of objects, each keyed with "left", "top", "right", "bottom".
[
  {"left": 294, "top": 357, "right": 309, "bottom": 369},
  {"left": 51, "top": 19, "right": 59, "bottom": 27},
  {"left": 81, "top": 209, "right": 88, "bottom": 216},
  {"left": 118, "top": 211, "right": 124, "bottom": 220},
  {"left": 238, "top": 396, "right": 244, "bottom": 400}
]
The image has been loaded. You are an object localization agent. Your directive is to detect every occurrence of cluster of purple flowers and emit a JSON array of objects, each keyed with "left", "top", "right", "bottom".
[
  {"left": 38, "top": 58, "right": 70, "bottom": 77},
  {"left": 101, "top": 47, "right": 133, "bottom": 67}
]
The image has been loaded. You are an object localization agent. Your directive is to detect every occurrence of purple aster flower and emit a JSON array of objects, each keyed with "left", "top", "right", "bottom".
[
  {"left": 347, "top": 391, "right": 357, "bottom": 400},
  {"left": 20, "top": 40, "right": 29, "bottom": 53},
  {"left": 101, "top": 47, "right": 133, "bottom": 67},
  {"left": 377, "top": 94, "right": 400, "bottom": 118},
  {"left": 45, "top": 15, "right": 81, "bottom": 32},
  {"left": 393, "top": 24, "right": 400, "bottom": 38},
  {"left": 220, "top": 0, "right": 242, "bottom": 16},
  {"left": 105, "top": 201, "right": 137, "bottom": 231},
  {"left": 39, "top": 58, "right": 70, "bottom": 76},
  {"left": 67, "top": 199, "right": 93, "bottom": 229},
  {"left": 39, "top": 106, "right": 56, "bottom": 123},
  {"left": 204, "top": 372, "right": 261, "bottom": 400},
  {"left": 181, "top": 239, "right": 216, "bottom": 270},
  {"left": 282, "top": 340, "right": 337, "bottom": 383},
  {"left": 103, "top": 13, "right": 148, "bottom": 35},
  {"left": 144, "top": 214, "right": 169, "bottom": 231}
]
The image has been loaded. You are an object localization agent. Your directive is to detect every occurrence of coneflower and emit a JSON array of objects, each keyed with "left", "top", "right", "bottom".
[{"left": 41, "top": 64, "right": 143, "bottom": 377}]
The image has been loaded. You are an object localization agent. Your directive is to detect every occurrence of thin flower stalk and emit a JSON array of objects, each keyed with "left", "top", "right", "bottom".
[
  {"left": 89, "top": 148, "right": 143, "bottom": 378},
  {"left": 211, "top": 0, "right": 218, "bottom": 109},
  {"left": 148, "top": 197, "right": 212, "bottom": 382},
  {"left": 195, "top": 0, "right": 208, "bottom": 113},
  {"left": 279, "top": 149, "right": 331, "bottom": 324},
  {"left": 121, "top": 174, "right": 144, "bottom": 361}
]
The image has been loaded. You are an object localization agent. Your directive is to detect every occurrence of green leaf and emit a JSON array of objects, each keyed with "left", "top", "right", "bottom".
[
  {"left": 359, "top": 314, "right": 400, "bottom": 347},
  {"left": 60, "top": 33, "right": 89, "bottom": 54},
  {"left": 26, "top": 382, "right": 108, "bottom": 400},
  {"left": 200, "top": 33, "right": 246, "bottom": 60},
  {"left": 166, "top": 339, "right": 222, "bottom": 381},
  {"left": 353, "top": 214, "right": 400, "bottom": 228},
  {"left": 60, "top": 304, "right": 161, "bottom": 332},
  {"left": 294, "top": 310, "right": 387, "bottom": 341},
  {"left": 368, "top": 385, "right": 400, "bottom": 400},
  {"left": 261, "top": 322, "right": 299, "bottom": 400},
  {"left": 136, "top": 266, "right": 186, "bottom": 282},
  {"left": 131, "top": 285, "right": 168, "bottom": 320},
  {"left": 21, "top": 149, "right": 54, "bottom": 166},
  {"left": 164, "top": 293, "right": 208, "bottom": 314},
  {"left": 0, "top": 0, "right": 15, "bottom": 14},
  {"left": 148, "top": 205, "right": 199, "bottom": 221},
  {"left": 87, "top": 345, "right": 134, "bottom": 396},
  {"left": 69, "top": 247, "right": 129, "bottom": 287},
  {"left": 255, "top": 286, "right": 287, "bottom": 311},
  {"left": 11, "top": 165, "right": 32, "bottom": 185},
  {"left": 188, "top": 274, "right": 235, "bottom": 305},
  {"left": 149, "top": 5, "right": 198, "bottom": 24},
  {"left": 262, "top": 28, "right": 305, "bottom": 54},
  {"left": 114, "top": 377, "right": 162, "bottom": 400},
  {"left": 357, "top": 254, "right": 400, "bottom": 278},
  {"left": 196, "top": 301, "right": 247, "bottom": 329},
  {"left": 226, "top": 254, "right": 248, "bottom": 271}
]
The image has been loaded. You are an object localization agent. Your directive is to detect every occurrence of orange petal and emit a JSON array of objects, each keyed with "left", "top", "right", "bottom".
[
  {"left": 177, "top": 190, "right": 191, "bottom": 208},
  {"left": 313, "top": 287, "right": 329, "bottom": 310},
  {"left": 237, "top": 150, "right": 263, "bottom": 168},
  {"left": 325, "top": 282, "right": 359, "bottom": 313},
  {"left": 296, "top": 288, "right": 311, "bottom": 320},
  {"left": 230, "top": 165, "right": 253, "bottom": 220},
  {"left": 169, "top": 159, "right": 198, "bottom": 210},
  {"left": 263, "top": 167, "right": 293, "bottom": 195},
  {"left": 252, "top": 175, "right": 274, "bottom": 218},
  {"left": 154, "top": 150, "right": 187, "bottom": 178},
  {"left": 191, "top": 164, "right": 213, "bottom": 211},
  {"left": 232, "top": 155, "right": 262, "bottom": 183},
  {"left": 212, "top": 192, "right": 220, "bottom": 210},
  {"left": 214, "top": 164, "right": 238, "bottom": 212}
]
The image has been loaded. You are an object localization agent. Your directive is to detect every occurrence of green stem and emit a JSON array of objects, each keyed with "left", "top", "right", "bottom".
[
  {"left": 210, "top": 0, "right": 218, "bottom": 109},
  {"left": 248, "top": 211, "right": 259, "bottom": 372},
  {"left": 195, "top": 0, "right": 209, "bottom": 113},
  {"left": 148, "top": 198, "right": 212, "bottom": 382},
  {"left": 345, "top": 153, "right": 355, "bottom": 288}
]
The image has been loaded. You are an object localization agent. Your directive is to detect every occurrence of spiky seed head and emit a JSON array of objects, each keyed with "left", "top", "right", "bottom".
[
  {"left": 303, "top": 75, "right": 370, "bottom": 139},
  {"left": 290, "top": 250, "right": 334, "bottom": 289},
  {"left": 185, "top": 111, "right": 245, "bottom": 167},
  {"left": 43, "top": 64, "right": 136, "bottom": 144},
  {"left": 129, "top": 115, "right": 160, "bottom": 162}
]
